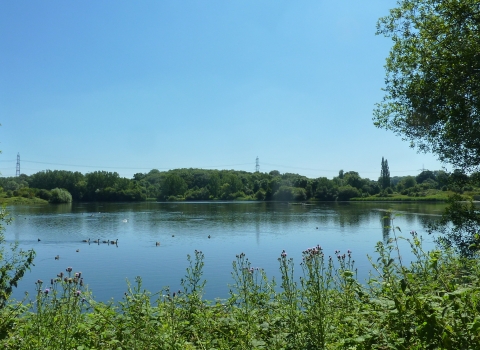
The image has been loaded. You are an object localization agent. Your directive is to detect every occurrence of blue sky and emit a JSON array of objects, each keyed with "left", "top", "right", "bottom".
[{"left": 0, "top": 1, "right": 446, "bottom": 179}]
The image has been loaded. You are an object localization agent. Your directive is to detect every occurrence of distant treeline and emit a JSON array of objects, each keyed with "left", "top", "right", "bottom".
[{"left": 0, "top": 168, "right": 472, "bottom": 203}]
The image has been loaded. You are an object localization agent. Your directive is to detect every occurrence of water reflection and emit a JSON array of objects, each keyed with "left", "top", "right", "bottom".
[{"left": 382, "top": 211, "right": 392, "bottom": 240}]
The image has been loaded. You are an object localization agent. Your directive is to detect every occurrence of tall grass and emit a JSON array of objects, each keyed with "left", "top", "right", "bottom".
[{"left": 1, "top": 230, "right": 480, "bottom": 349}]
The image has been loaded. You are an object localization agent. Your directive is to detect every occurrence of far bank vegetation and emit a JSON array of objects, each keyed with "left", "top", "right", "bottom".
[{"left": 0, "top": 167, "right": 477, "bottom": 203}]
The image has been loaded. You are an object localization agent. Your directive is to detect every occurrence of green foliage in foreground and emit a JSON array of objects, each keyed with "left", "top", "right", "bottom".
[{"left": 1, "top": 231, "right": 480, "bottom": 349}]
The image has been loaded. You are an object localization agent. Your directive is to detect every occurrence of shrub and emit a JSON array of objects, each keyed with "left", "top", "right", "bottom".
[
  {"left": 337, "top": 185, "right": 361, "bottom": 200},
  {"left": 36, "top": 189, "right": 52, "bottom": 201},
  {"left": 49, "top": 188, "right": 72, "bottom": 203}
]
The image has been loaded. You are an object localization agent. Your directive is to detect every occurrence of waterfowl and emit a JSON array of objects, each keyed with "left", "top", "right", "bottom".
[
  {"left": 172, "top": 235, "right": 175, "bottom": 237},
  {"left": 38, "top": 238, "right": 41, "bottom": 242},
  {"left": 110, "top": 239, "right": 118, "bottom": 245},
  {"left": 156, "top": 242, "right": 160, "bottom": 246},
  {"left": 76, "top": 249, "right": 80, "bottom": 252},
  {"left": 208, "top": 235, "right": 211, "bottom": 239},
  {"left": 102, "top": 240, "right": 109, "bottom": 244},
  {"left": 55, "top": 255, "right": 60, "bottom": 260},
  {"left": 82, "top": 238, "right": 90, "bottom": 243},
  {"left": 93, "top": 238, "right": 100, "bottom": 243}
]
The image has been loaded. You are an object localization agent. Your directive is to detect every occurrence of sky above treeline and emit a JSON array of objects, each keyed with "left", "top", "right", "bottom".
[{"left": 0, "top": 1, "right": 447, "bottom": 180}]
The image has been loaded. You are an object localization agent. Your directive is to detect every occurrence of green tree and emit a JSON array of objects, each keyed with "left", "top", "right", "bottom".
[
  {"left": 380, "top": 157, "right": 390, "bottom": 189},
  {"left": 400, "top": 176, "right": 417, "bottom": 190},
  {"left": 375, "top": 0, "right": 480, "bottom": 255},
  {"left": 374, "top": 0, "right": 480, "bottom": 172},
  {"left": 344, "top": 171, "right": 363, "bottom": 190},
  {"left": 416, "top": 170, "right": 436, "bottom": 184},
  {"left": 161, "top": 173, "right": 188, "bottom": 199}
]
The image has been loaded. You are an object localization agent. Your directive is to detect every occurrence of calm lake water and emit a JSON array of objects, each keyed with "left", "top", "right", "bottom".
[{"left": 5, "top": 201, "right": 445, "bottom": 303}]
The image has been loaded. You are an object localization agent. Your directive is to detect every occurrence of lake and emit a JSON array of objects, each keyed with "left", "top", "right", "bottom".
[{"left": 4, "top": 201, "right": 445, "bottom": 303}]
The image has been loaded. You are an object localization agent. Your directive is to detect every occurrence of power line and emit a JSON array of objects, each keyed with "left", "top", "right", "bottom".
[
  {"left": 21, "top": 160, "right": 254, "bottom": 171},
  {"left": 0, "top": 157, "right": 435, "bottom": 178}
]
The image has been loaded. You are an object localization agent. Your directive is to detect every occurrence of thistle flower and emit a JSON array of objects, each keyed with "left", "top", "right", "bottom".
[{"left": 44, "top": 288, "right": 50, "bottom": 295}]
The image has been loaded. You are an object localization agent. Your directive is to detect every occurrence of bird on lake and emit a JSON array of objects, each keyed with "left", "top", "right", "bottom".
[
  {"left": 38, "top": 238, "right": 41, "bottom": 242},
  {"left": 76, "top": 249, "right": 79, "bottom": 252},
  {"left": 102, "top": 240, "right": 109, "bottom": 244},
  {"left": 110, "top": 239, "right": 118, "bottom": 245},
  {"left": 172, "top": 235, "right": 175, "bottom": 237},
  {"left": 93, "top": 239, "right": 100, "bottom": 244},
  {"left": 208, "top": 235, "right": 211, "bottom": 239},
  {"left": 54, "top": 255, "right": 60, "bottom": 260},
  {"left": 82, "top": 238, "right": 90, "bottom": 243},
  {"left": 156, "top": 242, "right": 160, "bottom": 246}
]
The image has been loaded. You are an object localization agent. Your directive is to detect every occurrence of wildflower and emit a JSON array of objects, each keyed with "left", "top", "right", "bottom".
[
  {"left": 66, "top": 267, "right": 73, "bottom": 273},
  {"left": 50, "top": 279, "right": 54, "bottom": 285},
  {"left": 81, "top": 297, "right": 86, "bottom": 302},
  {"left": 44, "top": 288, "right": 50, "bottom": 295},
  {"left": 36, "top": 279, "right": 43, "bottom": 285},
  {"left": 75, "top": 290, "right": 81, "bottom": 297}
]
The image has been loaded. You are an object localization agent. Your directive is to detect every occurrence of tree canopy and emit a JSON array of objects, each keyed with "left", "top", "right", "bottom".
[{"left": 374, "top": 0, "right": 480, "bottom": 171}]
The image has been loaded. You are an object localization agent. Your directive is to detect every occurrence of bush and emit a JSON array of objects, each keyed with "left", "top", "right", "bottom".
[
  {"left": 254, "top": 189, "right": 266, "bottom": 200},
  {"left": 337, "top": 185, "right": 360, "bottom": 200},
  {"left": 49, "top": 188, "right": 72, "bottom": 204},
  {"left": 185, "top": 188, "right": 210, "bottom": 200},
  {"left": 36, "top": 189, "right": 52, "bottom": 201}
]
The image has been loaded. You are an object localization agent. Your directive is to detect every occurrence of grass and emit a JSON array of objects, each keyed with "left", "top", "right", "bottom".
[
  {"left": 0, "top": 197, "right": 48, "bottom": 205},
  {"left": 1, "top": 225, "right": 480, "bottom": 349},
  {"left": 351, "top": 190, "right": 464, "bottom": 202}
]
